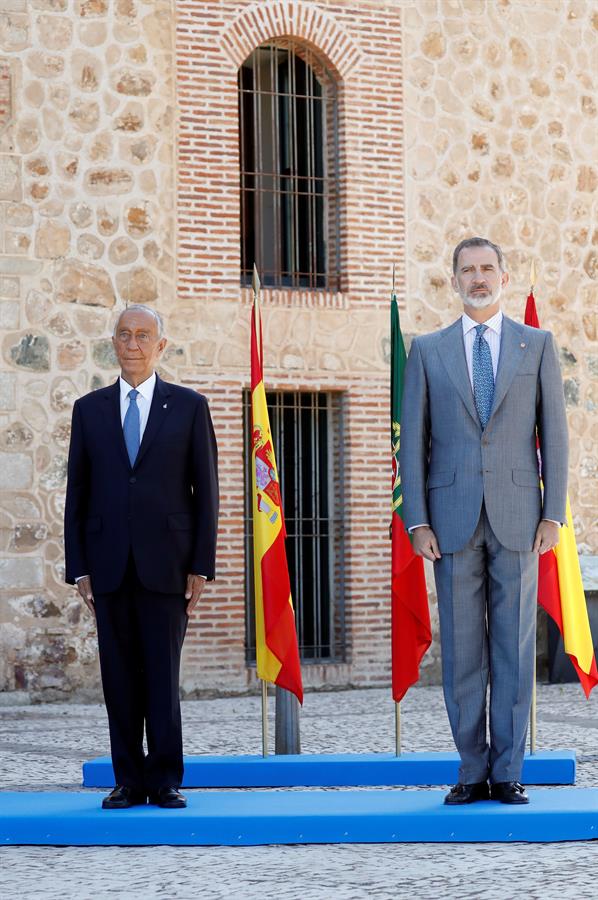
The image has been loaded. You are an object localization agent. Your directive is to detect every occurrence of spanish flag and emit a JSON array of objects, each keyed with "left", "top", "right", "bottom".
[
  {"left": 250, "top": 293, "right": 303, "bottom": 704},
  {"left": 525, "top": 290, "right": 597, "bottom": 697}
]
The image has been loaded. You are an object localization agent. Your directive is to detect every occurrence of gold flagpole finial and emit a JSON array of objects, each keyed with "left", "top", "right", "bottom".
[
  {"left": 530, "top": 259, "right": 536, "bottom": 292},
  {"left": 252, "top": 263, "right": 261, "bottom": 298}
]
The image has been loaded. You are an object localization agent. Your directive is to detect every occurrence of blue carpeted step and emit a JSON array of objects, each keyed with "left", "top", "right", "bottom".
[
  {"left": 83, "top": 750, "right": 576, "bottom": 788},
  {"left": 2, "top": 788, "right": 597, "bottom": 845}
]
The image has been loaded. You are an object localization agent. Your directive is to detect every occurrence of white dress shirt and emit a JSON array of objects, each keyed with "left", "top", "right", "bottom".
[
  {"left": 462, "top": 309, "right": 502, "bottom": 388},
  {"left": 119, "top": 371, "right": 156, "bottom": 440}
]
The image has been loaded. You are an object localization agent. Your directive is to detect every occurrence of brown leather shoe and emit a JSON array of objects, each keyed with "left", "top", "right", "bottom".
[
  {"left": 102, "top": 785, "right": 147, "bottom": 809},
  {"left": 444, "top": 781, "right": 490, "bottom": 805},
  {"left": 148, "top": 787, "right": 187, "bottom": 809},
  {"left": 490, "top": 781, "right": 529, "bottom": 804}
]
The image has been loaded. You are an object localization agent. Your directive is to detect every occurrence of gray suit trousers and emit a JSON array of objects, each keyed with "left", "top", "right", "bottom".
[{"left": 434, "top": 505, "right": 539, "bottom": 784}]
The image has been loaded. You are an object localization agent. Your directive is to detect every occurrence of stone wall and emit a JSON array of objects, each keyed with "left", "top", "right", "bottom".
[
  {"left": 402, "top": 0, "right": 597, "bottom": 554},
  {"left": 0, "top": 0, "right": 596, "bottom": 701},
  {"left": 0, "top": 0, "right": 177, "bottom": 699}
]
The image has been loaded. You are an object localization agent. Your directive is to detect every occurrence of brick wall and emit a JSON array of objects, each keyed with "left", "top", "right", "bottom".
[{"left": 175, "top": 0, "right": 412, "bottom": 694}]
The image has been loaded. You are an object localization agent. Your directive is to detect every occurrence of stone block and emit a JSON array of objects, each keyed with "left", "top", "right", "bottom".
[
  {"left": 55, "top": 259, "right": 115, "bottom": 306},
  {"left": 108, "top": 236, "right": 138, "bottom": 265},
  {"left": 0, "top": 154, "right": 21, "bottom": 200},
  {"left": 36, "top": 14, "right": 73, "bottom": 50},
  {"left": 0, "top": 276, "right": 19, "bottom": 298},
  {"left": 71, "top": 49, "right": 101, "bottom": 92},
  {"left": 112, "top": 68, "right": 155, "bottom": 96},
  {"left": 0, "top": 11, "right": 28, "bottom": 53},
  {"left": 26, "top": 50, "right": 64, "bottom": 78},
  {"left": 0, "top": 300, "right": 19, "bottom": 328},
  {"left": 91, "top": 338, "right": 117, "bottom": 368},
  {"left": 0, "top": 556, "right": 43, "bottom": 588},
  {"left": 84, "top": 167, "right": 133, "bottom": 195},
  {"left": 68, "top": 98, "right": 99, "bottom": 132},
  {"left": 0, "top": 371, "right": 16, "bottom": 409},
  {"left": 35, "top": 219, "right": 71, "bottom": 258},
  {"left": 0, "top": 451, "right": 33, "bottom": 489},
  {"left": 0, "top": 421, "right": 33, "bottom": 450},
  {"left": 32, "top": 1, "right": 67, "bottom": 9},
  {"left": 9, "top": 333, "right": 50, "bottom": 371},
  {"left": 77, "top": 233, "right": 104, "bottom": 260},
  {"left": 57, "top": 339, "right": 86, "bottom": 370},
  {"left": 6, "top": 202, "right": 34, "bottom": 226},
  {"left": 115, "top": 266, "right": 157, "bottom": 304},
  {"left": 78, "top": 0, "right": 108, "bottom": 16},
  {"left": 124, "top": 202, "right": 153, "bottom": 237},
  {"left": 0, "top": 257, "right": 42, "bottom": 275}
]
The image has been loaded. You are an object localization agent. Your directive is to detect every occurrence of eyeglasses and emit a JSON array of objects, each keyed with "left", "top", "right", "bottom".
[{"left": 115, "top": 331, "right": 156, "bottom": 344}]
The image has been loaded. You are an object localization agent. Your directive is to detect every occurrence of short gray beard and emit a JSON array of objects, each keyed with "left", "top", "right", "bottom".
[{"left": 458, "top": 284, "right": 501, "bottom": 309}]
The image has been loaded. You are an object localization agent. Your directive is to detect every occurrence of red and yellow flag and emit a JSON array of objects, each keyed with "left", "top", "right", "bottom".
[
  {"left": 525, "top": 289, "right": 597, "bottom": 697},
  {"left": 250, "top": 296, "right": 303, "bottom": 703},
  {"left": 391, "top": 293, "right": 431, "bottom": 702}
]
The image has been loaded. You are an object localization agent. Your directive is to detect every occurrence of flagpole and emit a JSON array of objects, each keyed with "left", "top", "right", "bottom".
[
  {"left": 261, "top": 679, "right": 268, "bottom": 757},
  {"left": 395, "top": 702, "right": 401, "bottom": 756},
  {"left": 528, "top": 259, "right": 537, "bottom": 756},
  {"left": 530, "top": 668, "right": 537, "bottom": 754}
]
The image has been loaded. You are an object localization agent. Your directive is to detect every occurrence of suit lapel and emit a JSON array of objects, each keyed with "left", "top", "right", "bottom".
[
  {"left": 102, "top": 379, "right": 131, "bottom": 469},
  {"left": 133, "top": 374, "right": 174, "bottom": 469},
  {"left": 437, "top": 319, "right": 479, "bottom": 427},
  {"left": 488, "top": 316, "right": 530, "bottom": 425}
]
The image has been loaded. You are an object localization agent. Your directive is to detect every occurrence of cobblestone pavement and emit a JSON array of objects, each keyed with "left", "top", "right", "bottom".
[{"left": 1, "top": 684, "right": 597, "bottom": 900}]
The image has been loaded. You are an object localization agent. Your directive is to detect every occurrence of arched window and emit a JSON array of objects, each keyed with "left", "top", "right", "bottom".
[{"left": 238, "top": 41, "right": 340, "bottom": 291}]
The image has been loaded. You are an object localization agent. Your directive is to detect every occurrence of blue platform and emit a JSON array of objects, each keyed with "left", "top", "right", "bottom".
[
  {"left": 83, "top": 751, "right": 576, "bottom": 788},
  {"left": 2, "top": 788, "right": 597, "bottom": 845}
]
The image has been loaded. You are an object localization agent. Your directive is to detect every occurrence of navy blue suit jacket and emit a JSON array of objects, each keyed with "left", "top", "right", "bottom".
[{"left": 64, "top": 374, "right": 219, "bottom": 594}]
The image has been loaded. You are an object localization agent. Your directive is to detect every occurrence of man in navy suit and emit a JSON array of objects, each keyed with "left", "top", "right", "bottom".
[{"left": 65, "top": 304, "right": 219, "bottom": 809}]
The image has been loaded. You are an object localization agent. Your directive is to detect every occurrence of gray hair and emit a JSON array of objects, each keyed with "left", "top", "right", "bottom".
[
  {"left": 113, "top": 304, "right": 164, "bottom": 338},
  {"left": 452, "top": 237, "right": 506, "bottom": 274}
]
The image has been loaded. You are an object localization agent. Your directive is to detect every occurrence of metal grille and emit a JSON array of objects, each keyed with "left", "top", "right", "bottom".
[
  {"left": 238, "top": 42, "right": 340, "bottom": 290},
  {"left": 243, "top": 391, "right": 346, "bottom": 664}
]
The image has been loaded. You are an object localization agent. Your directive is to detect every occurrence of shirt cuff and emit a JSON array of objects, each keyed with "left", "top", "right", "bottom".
[
  {"left": 408, "top": 524, "right": 429, "bottom": 533},
  {"left": 542, "top": 519, "right": 562, "bottom": 527},
  {"left": 75, "top": 575, "right": 89, "bottom": 582}
]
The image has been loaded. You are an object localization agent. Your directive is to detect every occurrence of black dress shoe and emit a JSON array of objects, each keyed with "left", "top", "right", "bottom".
[
  {"left": 444, "top": 781, "right": 490, "bottom": 805},
  {"left": 148, "top": 787, "right": 187, "bottom": 809},
  {"left": 102, "top": 785, "right": 147, "bottom": 809},
  {"left": 490, "top": 781, "right": 529, "bottom": 804}
]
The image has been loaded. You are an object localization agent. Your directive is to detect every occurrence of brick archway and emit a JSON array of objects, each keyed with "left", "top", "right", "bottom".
[{"left": 219, "top": 0, "right": 362, "bottom": 80}]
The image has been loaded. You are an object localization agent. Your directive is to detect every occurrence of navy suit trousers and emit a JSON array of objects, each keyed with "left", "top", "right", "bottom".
[{"left": 94, "top": 555, "right": 188, "bottom": 793}]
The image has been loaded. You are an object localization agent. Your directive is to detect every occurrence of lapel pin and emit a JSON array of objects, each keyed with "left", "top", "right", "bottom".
[
  {"left": 520, "top": 342, "right": 526, "bottom": 348},
  {"left": 163, "top": 403, "right": 168, "bottom": 409}
]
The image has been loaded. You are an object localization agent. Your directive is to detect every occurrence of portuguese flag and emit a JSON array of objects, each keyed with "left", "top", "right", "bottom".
[
  {"left": 525, "top": 290, "right": 597, "bottom": 697},
  {"left": 390, "top": 293, "right": 431, "bottom": 702},
  {"left": 250, "top": 295, "right": 303, "bottom": 703}
]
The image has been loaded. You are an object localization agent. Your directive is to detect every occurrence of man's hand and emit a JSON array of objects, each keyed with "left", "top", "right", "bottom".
[
  {"left": 533, "top": 520, "right": 560, "bottom": 554},
  {"left": 76, "top": 576, "right": 95, "bottom": 616},
  {"left": 185, "top": 574, "right": 206, "bottom": 616},
  {"left": 412, "top": 526, "right": 442, "bottom": 561}
]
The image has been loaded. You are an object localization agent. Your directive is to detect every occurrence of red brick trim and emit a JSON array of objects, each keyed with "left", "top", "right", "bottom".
[{"left": 219, "top": 0, "right": 362, "bottom": 78}]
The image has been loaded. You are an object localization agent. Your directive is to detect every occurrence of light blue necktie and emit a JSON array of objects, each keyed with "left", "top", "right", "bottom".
[
  {"left": 472, "top": 324, "right": 494, "bottom": 429},
  {"left": 123, "top": 388, "right": 140, "bottom": 466}
]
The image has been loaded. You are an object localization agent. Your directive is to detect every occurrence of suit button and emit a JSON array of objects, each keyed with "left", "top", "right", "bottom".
[{"left": 129, "top": 476, "right": 136, "bottom": 484}]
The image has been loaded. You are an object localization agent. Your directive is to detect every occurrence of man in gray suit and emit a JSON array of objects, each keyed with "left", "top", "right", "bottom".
[{"left": 400, "top": 237, "right": 568, "bottom": 805}]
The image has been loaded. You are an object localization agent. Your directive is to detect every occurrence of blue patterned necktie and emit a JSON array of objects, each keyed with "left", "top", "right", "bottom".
[
  {"left": 472, "top": 324, "right": 494, "bottom": 429},
  {"left": 123, "top": 388, "right": 140, "bottom": 466}
]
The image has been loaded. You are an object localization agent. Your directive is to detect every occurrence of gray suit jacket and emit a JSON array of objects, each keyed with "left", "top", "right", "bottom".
[{"left": 400, "top": 315, "right": 568, "bottom": 553}]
